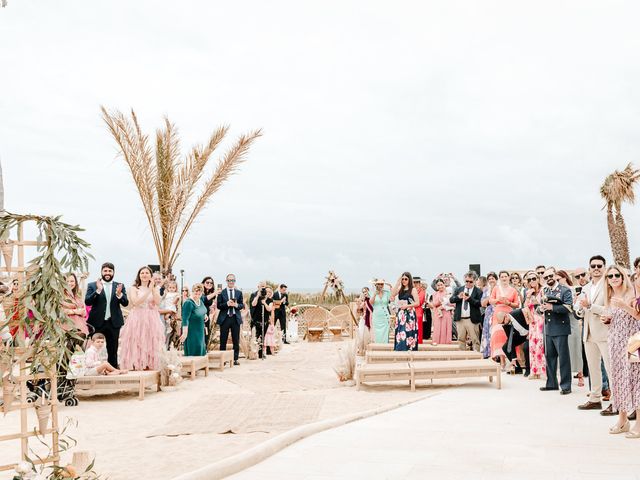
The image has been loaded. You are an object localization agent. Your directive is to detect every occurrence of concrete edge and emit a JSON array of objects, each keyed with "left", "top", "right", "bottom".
[{"left": 171, "top": 393, "right": 438, "bottom": 480}]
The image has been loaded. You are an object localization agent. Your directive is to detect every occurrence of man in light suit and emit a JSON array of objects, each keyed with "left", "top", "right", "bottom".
[
  {"left": 449, "top": 271, "right": 483, "bottom": 351},
  {"left": 216, "top": 273, "right": 244, "bottom": 365},
  {"left": 85, "top": 262, "right": 129, "bottom": 367},
  {"left": 576, "top": 255, "right": 614, "bottom": 413},
  {"left": 538, "top": 267, "right": 573, "bottom": 394}
]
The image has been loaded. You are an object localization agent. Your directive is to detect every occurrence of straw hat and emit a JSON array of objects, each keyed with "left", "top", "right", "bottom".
[{"left": 371, "top": 278, "right": 386, "bottom": 285}]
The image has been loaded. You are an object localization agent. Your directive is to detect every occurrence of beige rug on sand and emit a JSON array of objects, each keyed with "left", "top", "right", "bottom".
[{"left": 148, "top": 393, "right": 325, "bottom": 437}]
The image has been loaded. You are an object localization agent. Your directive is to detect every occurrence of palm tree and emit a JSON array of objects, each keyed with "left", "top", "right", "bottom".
[
  {"left": 600, "top": 163, "right": 640, "bottom": 268},
  {"left": 101, "top": 107, "right": 262, "bottom": 274}
]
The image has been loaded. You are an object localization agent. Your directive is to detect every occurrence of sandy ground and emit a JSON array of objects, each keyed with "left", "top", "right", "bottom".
[{"left": 0, "top": 340, "right": 435, "bottom": 479}]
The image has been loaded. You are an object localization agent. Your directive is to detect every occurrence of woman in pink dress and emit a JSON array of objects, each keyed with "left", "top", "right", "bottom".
[
  {"left": 523, "top": 271, "right": 546, "bottom": 380},
  {"left": 429, "top": 279, "right": 453, "bottom": 345},
  {"left": 119, "top": 266, "right": 165, "bottom": 371},
  {"left": 603, "top": 265, "right": 640, "bottom": 437},
  {"left": 489, "top": 271, "right": 520, "bottom": 367},
  {"left": 62, "top": 273, "right": 88, "bottom": 335}
]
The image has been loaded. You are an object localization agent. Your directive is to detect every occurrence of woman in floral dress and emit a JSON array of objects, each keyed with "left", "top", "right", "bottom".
[
  {"left": 391, "top": 272, "right": 419, "bottom": 351},
  {"left": 480, "top": 272, "right": 498, "bottom": 358},
  {"left": 523, "top": 271, "right": 546, "bottom": 379},
  {"left": 603, "top": 265, "right": 640, "bottom": 438}
]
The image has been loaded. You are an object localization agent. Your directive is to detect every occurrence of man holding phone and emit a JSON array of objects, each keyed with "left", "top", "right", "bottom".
[
  {"left": 216, "top": 273, "right": 245, "bottom": 365},
  {"left": 85, "top": 262, "right": 128, "bottom": 367}
]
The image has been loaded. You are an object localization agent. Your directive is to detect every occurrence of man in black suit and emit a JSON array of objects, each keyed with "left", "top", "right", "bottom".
[
  {"left": 539, "top": 267, "right": 573, "bottom": 394},
  {"left": 273, "top": 284, "right": 289, "bottom": 344},
  {"left": 216, "top": 273, "right": 245, "bottom": 365},
  {"left": 496, "top": 308, "right": 529, "bottom": 370},
  {"left": 85, "top": 262, "right": 129, "bottom": 367},
  {"left": 449, "top": 271, "right": 483, "bottom": 351}
]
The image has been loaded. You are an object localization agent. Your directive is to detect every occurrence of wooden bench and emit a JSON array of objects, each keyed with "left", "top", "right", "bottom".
[
  {"left": 180, "top": 356, "right": 209, "bottom": 380},
  {"left": 410, "top": 359, "right": 500, "bottom": 391},
  {"left": 356, "top": 362, "right": 412, "bottom": 390},
  {"left": 366, "top": 343, "right": 464, "bottom": 352},
  {"left": 365, "top": 350, "right": 482, "bottom": 364},
  {"left": 207, "top": 350, "right": 234, "bottom": 371},
  {"left": 75, "top": 371, "right": 161, "bottom": 401},
  {"left": 356, "top": 359, "right": 500, "bottom": 391}
]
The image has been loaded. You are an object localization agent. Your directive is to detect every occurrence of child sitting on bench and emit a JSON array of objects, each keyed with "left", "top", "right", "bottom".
[{"left": 85, "top": 333, "right": 128, "bottom": 376}]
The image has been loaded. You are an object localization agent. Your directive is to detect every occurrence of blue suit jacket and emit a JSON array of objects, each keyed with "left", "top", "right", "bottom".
[{"left": 216, "top": 288, "right": 244, "bottom": 325}]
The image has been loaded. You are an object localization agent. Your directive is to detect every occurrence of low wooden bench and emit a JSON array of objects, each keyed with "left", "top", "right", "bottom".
[
  {"left": 356, "top": 362, "right": 412, "bottom": 390},
  {"left": 356, "top": 359, "right": 500, "bottom": 391},
  {"left": 410, "top": 359, "right": 501, "bottom": 391},
  {"left": 180, "top": 356, "right": 209, "bottom": 380},
  {"left": 366, "top": 342, "right": 464, "bottom": 352},
  {"left": 207, "top": 350, "right": 234, "bottom": 371},
  {"left": 365, "top": 350, "right": 482, "bottom": 364},
  {"left": 75, "top": 371, "right": 161, "bottom": 401}
]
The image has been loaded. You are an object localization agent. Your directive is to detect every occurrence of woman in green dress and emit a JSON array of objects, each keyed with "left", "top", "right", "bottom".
[
  {"left": 371, "top": 279, "right": 392, "bottom": 343},
  {"left": 180, "top": 283, "right": 207, "bottom": 356}
]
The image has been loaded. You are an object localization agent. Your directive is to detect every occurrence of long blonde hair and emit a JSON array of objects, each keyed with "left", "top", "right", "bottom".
[{"left": 604, "top": 265, "right": 633, "bottom": 305}]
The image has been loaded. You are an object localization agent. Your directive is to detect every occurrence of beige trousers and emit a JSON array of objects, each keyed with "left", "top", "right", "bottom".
[
  {"left": 456, "top": 318, "right": 480, "bottom": 351},
  {"left": 584, "top": 339, "right": 611, "bottom": 403}
]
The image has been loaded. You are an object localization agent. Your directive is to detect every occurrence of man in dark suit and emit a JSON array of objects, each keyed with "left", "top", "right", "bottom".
[
  {"left": 539, "top": 267, "right": 573, "bottom": 394},
  {"left": 449, "top": 271, "right": 483, "bottom": 351},
  {"left": 216, "top": 273, "right": 244, "bottom": 365},
  {"left": 496, "top": 308, "right": 529, "bottom": 369},
  {"left": 85, "top": 262, "right": 129, "bottom": 367},
  {"left": 273, "top": 284, "right": 289, "bottom": 344}
]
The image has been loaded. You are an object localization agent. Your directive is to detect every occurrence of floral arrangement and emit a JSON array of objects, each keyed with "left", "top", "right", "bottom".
[
  {"left": 326, "top": 271, "right": 344, "bottom": 295},
  {"left": 11, "top": 419, "right": 102, "bottom": 480},
  {"left": 159, "top": 348, "right": 182, "bottom": 387}
]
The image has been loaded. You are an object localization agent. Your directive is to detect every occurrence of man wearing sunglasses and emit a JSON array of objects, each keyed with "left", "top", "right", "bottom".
[
  {"left": 450, "top": 271, "right": 483, "bottom": 351},
  {"left": 575, "top": 255, "right": 615, "bottom": 414},
  {"left": 538, "top": 267, "right": 573, "bottom": 395}
]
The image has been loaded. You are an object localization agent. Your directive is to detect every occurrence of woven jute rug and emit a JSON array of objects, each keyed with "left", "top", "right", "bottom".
[{"left": 148, "top": 393, "right": 325, "bottom": 437}]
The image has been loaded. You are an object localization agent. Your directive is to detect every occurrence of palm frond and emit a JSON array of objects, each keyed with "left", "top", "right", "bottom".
[
  {"left": 169, "top": 129, "right": 262, "bottom": 266},
  {"left": 600, "top": 162, "right": 640, "bottom": 212}
]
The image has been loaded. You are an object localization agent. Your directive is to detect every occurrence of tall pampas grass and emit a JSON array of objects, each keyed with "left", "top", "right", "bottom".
[{"left": 101, "top": 107, "right": 262, "bottom": 272}]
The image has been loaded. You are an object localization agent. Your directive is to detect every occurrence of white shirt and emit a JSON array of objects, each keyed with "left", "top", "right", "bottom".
[
  {"left": 103, "top": 280, "right": 112, "bottom": 320},
  {"left": 228, "top": 288, "right": 235, "bottom": 315},
  {"left": 461, "top": 287, "right": 472, "bottom": 317}
]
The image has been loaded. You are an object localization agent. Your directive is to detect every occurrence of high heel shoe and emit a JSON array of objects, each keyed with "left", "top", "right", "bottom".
[
  {"left": 625, "top": 430, "right": 640, "bottom": 439},
  {"left": 609, "top": 421, "right": 630, "bottom": 434},
  {"left": 577, "top": 372, "right": 584, "bottom": 387}
]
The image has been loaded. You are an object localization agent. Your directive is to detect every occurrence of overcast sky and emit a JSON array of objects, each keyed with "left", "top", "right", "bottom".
[{"left": 2, "top": 1, "right": 640, "bottom": 291}]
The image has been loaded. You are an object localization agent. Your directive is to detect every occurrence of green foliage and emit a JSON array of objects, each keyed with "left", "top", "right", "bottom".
[{"left": 0, "top": 213, "right": 92, "bottom": 373}]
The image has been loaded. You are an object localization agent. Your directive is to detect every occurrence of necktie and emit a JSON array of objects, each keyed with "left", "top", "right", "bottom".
[
  {"left": 463, "top": 289, "right": 469, "bottom": 311},
  {"left": 104, "top": 282, "right": 112, "bottom": 320},
  {"left": 229, "top": 289, "right": 235, "bottom": 315}
]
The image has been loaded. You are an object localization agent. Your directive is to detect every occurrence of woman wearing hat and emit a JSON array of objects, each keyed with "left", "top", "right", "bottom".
[{"left": 371, "top": 279, "right": 392, "bottom": 343}]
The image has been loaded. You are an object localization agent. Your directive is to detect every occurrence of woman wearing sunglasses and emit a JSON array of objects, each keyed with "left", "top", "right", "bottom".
[
  {"left": 391, "top": 272, "right": 420, "bottom": 351},
  {"left": 603, "top": 265, "right": 640, "bottom": 437},
  {"left": 524, "top": 271, "right": 546, "bottom": 379}
]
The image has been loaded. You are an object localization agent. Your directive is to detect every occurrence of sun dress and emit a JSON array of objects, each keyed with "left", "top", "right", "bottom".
[
  {"left": 372, "top": 290, "right": 391, "bottom": 343},
  {"left": 394, "top": 291, "right": 418, "bottom": 351},
  {"left": 431, "top": 290, "right": 453, "bottom": 344},
  {"left": 119, "top": 288, "right": 165, "bottom": 371},
  {"left": 526, "top": 292, "right": 546, "bottom": 376},
  {"left": 480, "top": 288, "right": 494, "bottom": 358},
  {"left": 608, "top": 304, "right": 640, "bottom": 414}
]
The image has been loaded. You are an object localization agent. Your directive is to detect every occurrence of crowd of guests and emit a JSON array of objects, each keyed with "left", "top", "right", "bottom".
[
  {"left": 356, "top": 256, "right": 640, "bottom": 438},
  {"left": 0, "top": 262, "right": 291, "bottom": 375}
]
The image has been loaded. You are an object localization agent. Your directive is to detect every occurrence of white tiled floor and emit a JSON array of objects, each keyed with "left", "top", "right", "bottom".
[{"left": 230, "top": 375, "right": 640, "bottom": 480}]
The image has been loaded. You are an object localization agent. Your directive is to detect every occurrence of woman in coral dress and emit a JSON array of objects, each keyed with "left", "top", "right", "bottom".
[
  {"left": 523, "top": 271, "right": 546, "bottom": 379},
  {"left": 489, "top": 271, "right": 520, "bottom": 365},
  {"left": 119, "top": 266, "right": 165, "bottom": 371},
  {"left": 61, "top": 273, "right": 89, "bottom": 335},
  {"left": 429, "top": 279, "right": 453, "bottom": 345}
]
